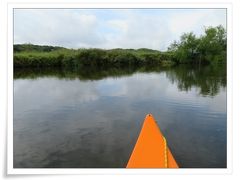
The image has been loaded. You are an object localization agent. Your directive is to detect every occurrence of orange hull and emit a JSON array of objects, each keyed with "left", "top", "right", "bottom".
[{"left": 127, "top": 114, "right": 179, "bottom": 168}]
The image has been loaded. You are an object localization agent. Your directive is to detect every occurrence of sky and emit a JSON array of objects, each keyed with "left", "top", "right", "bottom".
[{"left": 14, "top": 9, "right": 226, "bottom": 50}]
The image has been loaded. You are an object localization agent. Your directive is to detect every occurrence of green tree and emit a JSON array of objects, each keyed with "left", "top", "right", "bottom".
[
  {"left": 169, "top": 25, "right": 226, "bottom": 64},
  {"left": 198, "top": 25, "right": 226, "bottom": 64},
  {"left": 168, "top": 32, "right": 199, "bottom": 63}
]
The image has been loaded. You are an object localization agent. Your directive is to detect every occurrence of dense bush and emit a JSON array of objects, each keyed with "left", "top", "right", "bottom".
[
  {"left": 14, "top": 52, "right": 63, "bottom": 67},
  {"left": 14, "top": 46, "right": 173, "bottom": 68},
  {"left": 168, "top": 25, "right": 226, "bottom": 64}
]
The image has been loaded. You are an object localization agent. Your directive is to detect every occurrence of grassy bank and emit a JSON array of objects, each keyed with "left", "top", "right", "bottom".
[{"left": 14, "top": 46, "right": 175, "bottom": 68}]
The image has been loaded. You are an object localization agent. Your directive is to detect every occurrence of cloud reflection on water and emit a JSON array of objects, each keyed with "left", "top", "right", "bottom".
[{"left": 13, "top": 66, "right": 226, "bottom": 168}]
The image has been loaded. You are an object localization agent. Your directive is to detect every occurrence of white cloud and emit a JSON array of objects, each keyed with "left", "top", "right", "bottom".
[
  {"left": 102, "top": 13, "right": 170, "bottom": 50},
  {"left": 168, "top": 9, "right": 227, "bottom": 42},
  {"left": 14, "top": 9, "right": 226, "bottom": 50},
  {"left": 14, "top": 9, "right": 105, "bottom": 48},
  {"left": 107, "top": 20, "right": 129, "bottom": 33}
]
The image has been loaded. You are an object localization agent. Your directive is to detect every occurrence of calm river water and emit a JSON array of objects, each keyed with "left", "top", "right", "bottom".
[{"left": 13, "top": 65, "right": 226, "bottom": 168}]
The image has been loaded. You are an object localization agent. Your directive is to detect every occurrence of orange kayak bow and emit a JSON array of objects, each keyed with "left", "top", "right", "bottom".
[{"left": 127, "top": 114, "right": 179, "bottom": 168}]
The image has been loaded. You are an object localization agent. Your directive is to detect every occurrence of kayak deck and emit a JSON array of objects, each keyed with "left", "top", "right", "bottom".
[{"left": 126, "top": 114, "right": 179, "bottom": 168}]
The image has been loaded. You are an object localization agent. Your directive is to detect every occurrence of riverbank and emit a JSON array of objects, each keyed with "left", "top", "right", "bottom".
[
  {"left": 13, "top": 26, "right": 227, "bottom": 68},
  {"left": 14, "top": 45, "right": 175, "bottom": 68}
]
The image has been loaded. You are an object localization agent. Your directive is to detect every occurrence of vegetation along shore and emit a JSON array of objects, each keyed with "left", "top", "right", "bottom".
[{"left": 14, "top": 26, "right": 226, "bottom": 68}]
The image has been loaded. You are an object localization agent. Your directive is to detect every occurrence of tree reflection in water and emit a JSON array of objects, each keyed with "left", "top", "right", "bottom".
[{"left": 14, "top": 64, "right": 226, "bottom": 97}]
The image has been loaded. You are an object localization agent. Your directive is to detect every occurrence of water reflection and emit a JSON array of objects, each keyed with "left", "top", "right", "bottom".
[
  {"left": 14, "top": 65, "right": 226, "bottom": 97},
  {"left": 166, "top": 65, "right": 226, "bottom": 96},
  {"left": 14, "top": 65, "right": 226, "bottom": 168}
]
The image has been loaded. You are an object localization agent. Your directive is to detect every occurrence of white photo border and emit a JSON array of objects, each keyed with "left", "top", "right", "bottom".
[{"left": 7, "top": 2, "right": 232, "bottom": 175}]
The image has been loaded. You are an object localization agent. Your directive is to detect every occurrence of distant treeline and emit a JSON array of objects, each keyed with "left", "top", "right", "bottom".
[
  {"left": 14, "top": 25, "right": 226, "bottom": 68},
  {"left": 14, "top": 44, "right": 65, "bottom": 53}
]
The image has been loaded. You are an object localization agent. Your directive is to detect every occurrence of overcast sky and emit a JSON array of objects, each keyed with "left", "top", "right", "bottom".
[{"left": 14, "top": 9, "right": 226, "bottom": 50}]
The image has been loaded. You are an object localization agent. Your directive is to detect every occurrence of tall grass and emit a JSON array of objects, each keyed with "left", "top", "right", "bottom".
[{"left": 14, "top": 46, "right": 175, "bottom": 68}]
